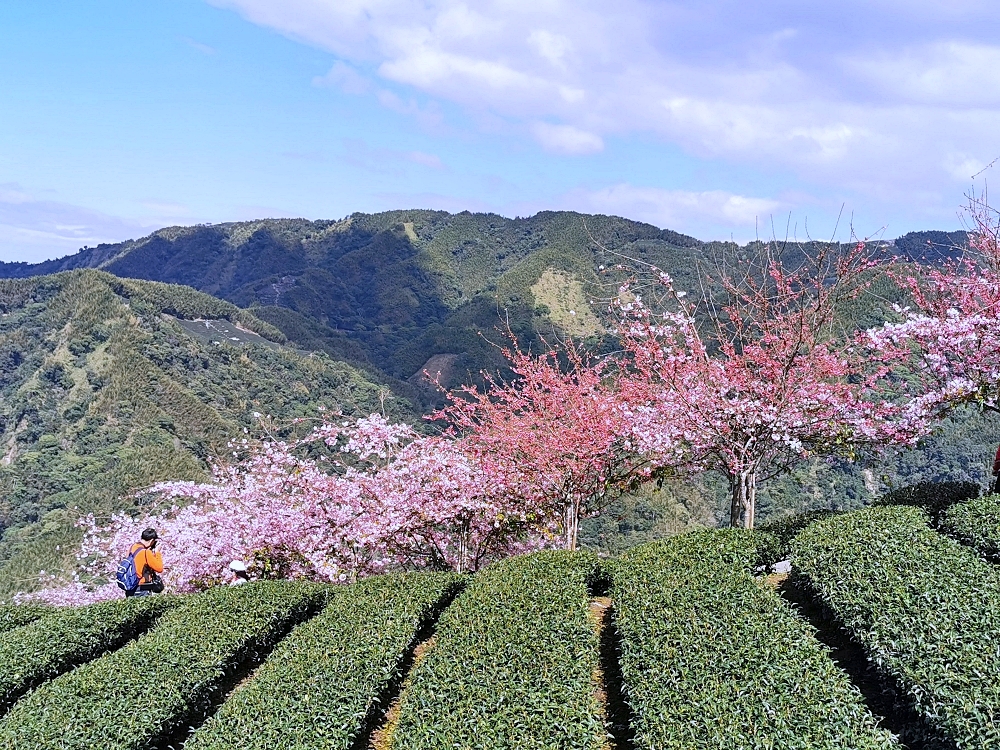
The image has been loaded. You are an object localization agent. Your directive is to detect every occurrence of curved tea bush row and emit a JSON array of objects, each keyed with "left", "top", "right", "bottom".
[
  {"left": 940, "top": 494, "right": 1000, "bottom": 561},
  {"left": 752, "top": 511, "right": 836, "bottom": 568},
  {"left": 392, "top": 551, "right": 605, "bottom": 750},
  {"left": 793, "top": 506, "right": 1000, "bottom": 748},
  {"left": 0, "top": 595, "right": 176, "bottom": 712},
  {"left": 185, "top": 572, "right": 462, "bottom": 750},
  {"left": 0, "top": 581, "right": 326, "bottom": 749},
  {"left": 0, "top": 604, "right": 49, "bottom": 634},
  {"left": 873, "top": 480, "right": 980, "bottom": 521},
  {"left": 611, "top": 531, "right": 897, "bottom": 750}
]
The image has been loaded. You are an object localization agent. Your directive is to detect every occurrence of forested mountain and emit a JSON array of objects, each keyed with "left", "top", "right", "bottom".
[
  {"left": 0, "top": 211, "right": 708, "bottom": 401},
  {"left": 0, "top": 212, "right": 967, "bottom": 397},
  {"left": 0, "top": 270, "right": 409, "bottom": 597},
  {"left": 0, "top": 211, "right": 990, "bottom": 590}
]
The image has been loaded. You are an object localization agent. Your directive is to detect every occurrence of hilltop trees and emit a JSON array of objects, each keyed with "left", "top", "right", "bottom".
[{"left": 615, "top": 240, "right": 922, "bottom": 528}]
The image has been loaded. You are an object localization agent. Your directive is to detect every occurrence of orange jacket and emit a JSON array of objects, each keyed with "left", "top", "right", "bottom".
[{"left": 129, "top": 542, "right": 164, "bottom": 585}]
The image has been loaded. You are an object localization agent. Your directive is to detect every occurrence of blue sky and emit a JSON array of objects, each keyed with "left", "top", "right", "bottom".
[{"left": 1, "top": 0, "right": 997, "bottom": 262}]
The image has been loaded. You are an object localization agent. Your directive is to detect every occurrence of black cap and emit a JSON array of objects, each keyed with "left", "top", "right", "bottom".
[{"left": 141, "top": 527, "right": 158, "bottom": 541}]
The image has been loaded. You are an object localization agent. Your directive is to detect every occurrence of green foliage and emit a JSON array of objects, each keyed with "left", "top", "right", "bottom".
[
  {"left": 0, "top": 582, "right": 326, "bottom": 749},
  {"left": 873, "top": 480, "right": 980, "bottom": 521},
  {"left": 184, "top": 572, "right": 462, "bottom": 750},
  {"left": 0, "top": 212, "right": 701, "bottom": 389},
  {"left": 610, "top": 531, "right": 896, "bottom": 750},
  {"left": 940, "top": 494, "right": 1000, "bottom": 561},
  {"left": 0, "top": 603, "right": 49, "bottom": 634},
  {"left": 752, "top": 510, "right": 838, "bottom": 567},
  {"left": 392, "top": 551, "right": 605, "bottom": 750},
  {"left": 792, "top": 506, "right": 1000, "bottom": 748},
  {"left": 0, "top": 270, "right": 411, "bottom": 597},
  {"left": 0, "top": 595, "right": 176, "bottom": 711}
]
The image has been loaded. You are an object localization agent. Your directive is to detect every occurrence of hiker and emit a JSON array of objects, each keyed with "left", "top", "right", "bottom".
[
  {"left": 228, "top": 560, "right": 251, "bottom": 585},
  {"left": 125, "top": 528, "right": 165, "bottom": 597},
  {"left": 993, "top": 444, "right": 1000, "bottom": 495}
]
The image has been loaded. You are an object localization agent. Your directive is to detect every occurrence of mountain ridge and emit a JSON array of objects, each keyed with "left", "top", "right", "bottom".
[{"left": 0, "top": 210, "right": 966, "bottom": 395}]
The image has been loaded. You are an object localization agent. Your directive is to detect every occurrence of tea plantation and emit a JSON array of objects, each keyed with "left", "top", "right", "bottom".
[{"left": 2, "top": 495, "right": 1000, "bottom": 749}]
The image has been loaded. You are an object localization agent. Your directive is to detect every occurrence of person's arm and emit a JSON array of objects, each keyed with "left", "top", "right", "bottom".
[
  {"left": 145, "top": 549, "right": 164, "bottom": 574},
  {"left": 994, "top": 446, "right": 1000, "bottom": 475}
]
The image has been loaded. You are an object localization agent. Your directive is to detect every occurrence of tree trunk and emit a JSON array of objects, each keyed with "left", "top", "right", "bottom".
[
  {"left": 729, "top": 470, "right": 758, "bottom": 529},
  {"left": 564, "top": 499, "right": 580, "bottom": 551},
  {"left": 457, "top": 519, "right": 469, "bottom": 574}
]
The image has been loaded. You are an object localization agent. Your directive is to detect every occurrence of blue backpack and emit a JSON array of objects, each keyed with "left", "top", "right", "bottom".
[{"left": 115, "top": 547, "right": 142, "bottom": 592}]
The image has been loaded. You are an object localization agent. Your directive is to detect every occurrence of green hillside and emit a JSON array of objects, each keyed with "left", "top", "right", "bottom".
[
  {"left": 0, "top": 211, "right": 706, "bottom": 395},
  {"left": 0, "top": 270, "right": 410, "bottom": 598}
]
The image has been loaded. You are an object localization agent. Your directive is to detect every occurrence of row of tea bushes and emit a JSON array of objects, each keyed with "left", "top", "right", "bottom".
[
  {"left": 752, "top": 511, "right": 835, "bottom": 569},
  {"left": 184, "top": 572, "right": 462, "bottom": 750},
  {"left": 939, "top": 494, "right": 1000, "bottom": 561},
  {"left": 0, "top": 595, "right": 176, "bottom": 712},
  {"left": 391, "top": 551, "right": 606, "bottom": 750},
  {"left": 611, "top": 531, "right": 898, "bottom": 750},
  {"left": 0, "top": 581, "right": 326, "bottom": 749},
  {"left": 793, "top": 506, "right": 1000, "bottom": 748},
  {"left": 0, "top": 604, "right": 49, "bottom": 634},
  {"left": 872, "top": 480, "right": 980, "bottom": 522}
]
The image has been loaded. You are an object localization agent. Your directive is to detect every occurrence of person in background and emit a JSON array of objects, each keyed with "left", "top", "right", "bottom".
[
  {"left": 228, "top": 560, "right": 251, "bottom": 585},
  {"left": 127, "top": 528, "right": 165, "bottom": 597},
  {"left": 993, "top": 444, "right": 1000, "bottom": 495}
]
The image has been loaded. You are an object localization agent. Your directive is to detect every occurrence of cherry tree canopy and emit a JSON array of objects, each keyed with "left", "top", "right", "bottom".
[{"left": 616, "top": 240, "right": 923, "bottom": 528}]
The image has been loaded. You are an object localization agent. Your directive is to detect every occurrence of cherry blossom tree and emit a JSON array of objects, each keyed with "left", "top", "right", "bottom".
[
  {"left": 18, "top": 414, "right": 541, "bottom": 604},
  {"left": 437, "top": 338, "right": 649, "bottom": 551},
  {"left": 616, "top": 239, "right": 923, "bottom": 529},
  {"left": 869, "top": 191, "right": 1000, "bottom": 419}
]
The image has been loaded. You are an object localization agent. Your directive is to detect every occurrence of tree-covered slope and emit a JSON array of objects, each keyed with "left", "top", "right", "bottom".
[
  {"left": 0, "top": 270, "right": 410, "bottom": 597},
  {"left": 0, "top": 211, "right": 707, "bottom": 390}
]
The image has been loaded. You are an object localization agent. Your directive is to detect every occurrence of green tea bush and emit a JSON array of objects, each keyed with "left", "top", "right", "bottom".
[
  {"left": 184, "top": 572, "right": 462, "bottom": 750},
  {"left": 940, "top": 494, "right": 1000, "bottom": 561},
  {"left": 392, "top": 551, "right": 605, "bottom": 750},
  {"left": 0, "top": 604, "right": 49, "bottom": 634},
  {"left": 0, "top": 581, "right": 325, "bottom": 749},
  {"left": 0, "top": 595, "right": 176, "bottom": 712},
  {"left": 873, "top": 480, "right": 979, "bottom": 522},
  {"left": 793, "top": 506, "right": 1000, "bottom": 747},
  {"left": 611, "top": 530, "right": 896, "bottom": 750},
  {"left": 752, "top": 510, "right": 837, "bottom": 568}
]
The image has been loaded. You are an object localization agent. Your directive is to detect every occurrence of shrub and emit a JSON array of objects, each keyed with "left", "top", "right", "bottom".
[
  {"left": 793, "top": 506, "right": 1000, "bottom": 747},
  {"left": 752, "top": 510, "right": 837, "bottom": 568},
  {"left": 873, "top": 480, "right": 979, "bottom": 521},
  {"left": 610, "top": 530, "right": 897, "bottom": 750},
  {"left": 184, "top": 572, "right": 462, "bottom": 750},
  {"left": 0, "top": 604, "right": 49, "bottom": 634},
  {"left": 0, "top": 595, "right": 176, "bottom": 712},
  {"left": 0, "top": 581, "right": 325, "bottom": 749},
  {"left": 940, "top": 494, "right": 1000, "bottom": 561},
  {"left": 391, "top": 551, "right": 605, "bottom": 750}
]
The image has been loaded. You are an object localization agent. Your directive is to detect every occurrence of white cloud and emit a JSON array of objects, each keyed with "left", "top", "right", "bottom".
[
  {"left": 181, "top": 37, "right": 218, "bottom": 55},
  {"left": 846, "top": 41, "right": 1000, "bottom": 107},
  {"left": 530, "top": 122, "right": 603, "bottom": 154},
  {"left": 528, "top": 29, "right": 572, "bottom": 68},
  {"left": 209, "top": 0, "right": 1000, "bottom": 209},
  {"left": 313, "top": 60, "right": 372, "bottom": 94},
  {"left": 0, "top": 184, "right": 151, "bottom": 263},
  {"left": 561, "top": 183, "right": 783, "bottom": 234}
]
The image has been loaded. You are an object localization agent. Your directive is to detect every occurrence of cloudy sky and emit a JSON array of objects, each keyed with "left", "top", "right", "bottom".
[{"left": 1, "top": 1, "right": 997, "bottom": 262}]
